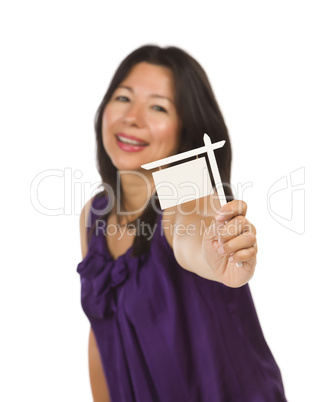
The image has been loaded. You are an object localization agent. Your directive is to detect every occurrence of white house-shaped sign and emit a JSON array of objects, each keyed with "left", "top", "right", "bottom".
[{"left": 141, "top": 133, "right": 227, "bottom": 210}]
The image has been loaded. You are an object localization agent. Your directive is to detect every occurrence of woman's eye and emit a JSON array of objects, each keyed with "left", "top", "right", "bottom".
[
  {"left": 115, "top": 95, "right": 130, "bottom": 102},
  {"left": 152, "top": 105, "right": 167, "bottom": 113}
]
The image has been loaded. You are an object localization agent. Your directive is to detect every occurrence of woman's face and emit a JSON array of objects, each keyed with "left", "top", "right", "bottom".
[{"left": 102, "top": 62, "right": 181, "bottom": 171}]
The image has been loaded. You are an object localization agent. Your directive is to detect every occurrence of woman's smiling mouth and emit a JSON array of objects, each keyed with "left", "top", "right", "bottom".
[{"left": 115, "top": 133, "right": 149, "bottom": 152}]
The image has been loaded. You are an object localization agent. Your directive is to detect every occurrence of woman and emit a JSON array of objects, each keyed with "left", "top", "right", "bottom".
[{"left": 77, "top": 45, "right": 286, "bottom": 401}]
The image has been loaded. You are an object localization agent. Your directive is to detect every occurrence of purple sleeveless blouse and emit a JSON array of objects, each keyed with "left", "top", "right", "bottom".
[{"left": 77, "top": 193, "right": 286, "bottom": 401}]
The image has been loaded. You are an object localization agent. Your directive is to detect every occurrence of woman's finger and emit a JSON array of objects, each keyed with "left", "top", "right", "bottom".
[
  {"left": 218, "top": 231, "right": 257, "bottom": 255},
  {"left": 218, "top": 216, "right": 254, "bottom": 245},
  {"left": 215, "top": 200, "right": 247, "bottom": 222},
  {"left": 227, "top": 245, "right": 257, "bottom": 265}
]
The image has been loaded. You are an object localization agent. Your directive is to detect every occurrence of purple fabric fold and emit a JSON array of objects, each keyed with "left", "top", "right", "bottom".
[
  {"left": 77, "top": 193, "right": 287, "bottom": 401},
  {"left": 77, "top": 249, "right": 129, "bottom": 318}
]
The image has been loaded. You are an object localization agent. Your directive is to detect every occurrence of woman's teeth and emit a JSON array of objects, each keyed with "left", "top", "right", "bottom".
[{"left": 116, "top": 135, "right": 148, "bottom": 146}]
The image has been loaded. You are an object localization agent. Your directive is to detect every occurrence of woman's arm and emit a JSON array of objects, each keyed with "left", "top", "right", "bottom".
[
  {"left": 171, "top": 198, "right": 257, "bottom": 288},
  {"left": 80, "top": 200, "right": 111, "bottom": 402}
]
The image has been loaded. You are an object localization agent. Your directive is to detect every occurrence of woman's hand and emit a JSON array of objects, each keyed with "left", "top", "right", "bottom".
[{"left": 202, "top": 200, "right": 257, "bottom": 288}]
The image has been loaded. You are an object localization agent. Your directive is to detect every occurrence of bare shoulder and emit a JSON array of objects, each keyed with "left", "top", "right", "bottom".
[{"left": 79, "top": 196, "right": 95, "bottom": 260}]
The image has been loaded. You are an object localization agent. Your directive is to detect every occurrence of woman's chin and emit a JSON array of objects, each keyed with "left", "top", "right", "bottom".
[
  {"left": 113, "top": 160, "right": 147, "bottom": 173},
  {"left": 111, "top": 154, "right": 156, "bottom": 173}
]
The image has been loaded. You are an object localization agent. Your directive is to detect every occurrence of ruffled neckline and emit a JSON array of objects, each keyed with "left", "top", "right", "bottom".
[{"left": 99, "top": 221, "right": 134, "bottom": 262}]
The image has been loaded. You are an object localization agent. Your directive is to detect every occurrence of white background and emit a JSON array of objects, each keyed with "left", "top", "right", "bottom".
[{"left": 1, "top": 1, "right": 334, "bottom": 401}]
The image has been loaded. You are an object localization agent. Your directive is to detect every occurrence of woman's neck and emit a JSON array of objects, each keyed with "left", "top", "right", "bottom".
[{"left": 117, "top": 169, "right": 154, "bottom": 220}]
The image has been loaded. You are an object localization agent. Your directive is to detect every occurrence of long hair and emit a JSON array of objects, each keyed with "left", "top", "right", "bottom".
[{"left": 92, "top": 45, "right": 233, "bottom": 256}]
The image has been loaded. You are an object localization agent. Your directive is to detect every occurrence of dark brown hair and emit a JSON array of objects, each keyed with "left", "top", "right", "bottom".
[{"left": 92, "top": 45, "right": 233, "bottom": 256}]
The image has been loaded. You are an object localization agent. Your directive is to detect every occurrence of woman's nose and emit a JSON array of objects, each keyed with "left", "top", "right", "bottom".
[{"left": 123, "top": 103, "right": 144, "bottom": 127}]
